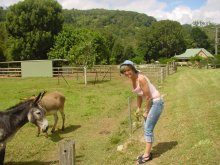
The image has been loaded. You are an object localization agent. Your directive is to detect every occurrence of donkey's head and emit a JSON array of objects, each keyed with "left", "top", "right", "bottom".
[{"left": 27, "top": 92, "right": 48, "bottom": 133}]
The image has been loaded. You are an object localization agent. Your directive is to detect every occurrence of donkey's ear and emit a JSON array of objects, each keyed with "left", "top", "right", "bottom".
[
  {"left": 34, "top": 92, "right": 42, "bottom": 104},
  {"left": 41, "top": 91, "right": 47, "bottom": 98}
]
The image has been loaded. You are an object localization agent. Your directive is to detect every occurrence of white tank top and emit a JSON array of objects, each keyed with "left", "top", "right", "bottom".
[{"left": 133, "top": 75, "right": 159, "bottom": 98}]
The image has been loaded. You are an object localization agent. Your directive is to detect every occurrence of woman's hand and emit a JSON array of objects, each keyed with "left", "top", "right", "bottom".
[
  {"left": 135, "top": 108, "right": 141, "bottom": 114},
  {"left": 142, "top": 111, "right": 148, "bottom": 120},
  {"left": 135, "top": 108, "right": 141, "bottom": 121}
]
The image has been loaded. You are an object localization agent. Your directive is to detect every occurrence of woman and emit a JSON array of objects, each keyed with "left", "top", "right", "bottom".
[{"left": 120, "top": 60, "right": 164, "bottom": 164}]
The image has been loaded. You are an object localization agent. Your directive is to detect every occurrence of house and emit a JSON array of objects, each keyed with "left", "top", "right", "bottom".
[{"left": 175, "top": 48, "right": 214, "bottom": 65}]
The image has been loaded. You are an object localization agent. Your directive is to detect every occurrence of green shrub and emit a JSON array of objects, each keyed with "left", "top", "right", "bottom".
[
  {"left": 131, "top": 56, "right": 145, "bottom": 64},
  {"left": 158, "top": 57, "right": 177, "bottom": 64}
]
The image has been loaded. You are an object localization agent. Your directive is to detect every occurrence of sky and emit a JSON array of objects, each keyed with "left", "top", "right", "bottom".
[{"left": 0, "top": 0, "right": 220, "bottom": 24}]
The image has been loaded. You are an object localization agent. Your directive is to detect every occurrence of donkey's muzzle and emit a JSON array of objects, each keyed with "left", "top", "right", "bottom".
[
  {"left": 42, "top": 125, "right": 49, "bottom": 133},
  {"left": 40, "top": 118, "right": 49, "bottom": 133}
]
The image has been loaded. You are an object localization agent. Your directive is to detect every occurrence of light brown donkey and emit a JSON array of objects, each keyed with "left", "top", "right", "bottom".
[{"left": 22, "top": 91, "right": 65, "bottom": 136}]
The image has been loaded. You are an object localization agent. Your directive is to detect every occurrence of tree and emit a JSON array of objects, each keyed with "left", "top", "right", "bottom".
[
  {"left": 69, "top": 40, "right": 97, "bottom": 67},
  {"left": 5, "top": 0, "right": 63, "bottom": 60},
  {"left": 137, "top": 20, "right": 186, "bottom": 62},
  {"left": 0, "top": 23, "right": 7, "bottom": 61},
  {"left": 93, "top": 32, "right": 110, "bottom": 64},
  {"left": 190, "top": 27, "right": 210, "bottom": 49},
  {"left": 48, "top": 26, "right": 109, "bottom": 66},
  {"left": 62, "top": 9, "right": 156, "bottom": 64},
  {"left": 111, "top": 38, "right": 124, "bottom": 64},
  {"left": 0, "top": 7, "right": 7, "bottom": 22},
  {"left": 124, "top": 45, "right": 136, "bottom": 61}
]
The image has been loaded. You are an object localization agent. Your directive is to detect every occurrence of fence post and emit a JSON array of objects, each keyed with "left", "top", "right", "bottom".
[
  {"left": 58, "top": 67, "right": 60, "bottom": 85},
  {"left": 173, "top": 61, "right": 177, "bottom": 72},
  {"left": 160, "top": 68, "right": 163, "bottom": 83},
  {"left": 76, "top": 68, "right": 79, "bottom": 80},
  {"left": 59, "top": 140, "right": 75, "bottom": 165},
  {"left": 110, "top": 66, "right": 112, "bottom": 80},
  {"left": 172, "top": 62, "right": 174, "bottom": 73},
  {"left": 84, "top": 66, "right": 87, "bottom": 85},
  {"left": 94, "top": 69, "right": 98, "bottom": 84},
  {"left": 166, "top": 62, "right": 169, "bottom": 76},
  {"left": 128, "top": 96, "right": 132, "bottom": 136}
]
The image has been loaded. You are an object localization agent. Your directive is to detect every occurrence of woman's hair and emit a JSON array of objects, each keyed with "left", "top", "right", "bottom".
[{"left": 120, "top": 64, "right": 139, "bottom": 74}]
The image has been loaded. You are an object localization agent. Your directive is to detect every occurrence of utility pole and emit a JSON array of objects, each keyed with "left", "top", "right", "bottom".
[{"left": 215, "top": 27, "right": 219, "bottom": 55}]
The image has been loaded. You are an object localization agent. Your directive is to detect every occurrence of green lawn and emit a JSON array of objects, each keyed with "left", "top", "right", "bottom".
[
  {"left": 1, "top": 67, "right": 220, "bottom": 165},
  {"left": 156, "top": 67, "right": 220, "bottom": 165},
  {"left": 0, "top": 77, "right": 132, "bottom": 165}
]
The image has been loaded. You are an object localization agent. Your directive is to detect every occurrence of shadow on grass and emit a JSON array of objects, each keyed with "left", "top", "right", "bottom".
[
  {"left": 6, "top": 155, "right": 85, "bottom": 165},
  {"left": 76, "top": 154, "right": 85, "bottom": 163},
  {"left": 49, "top": 124, "right": 81, "bottom": 142},
  {"left": 5, "top": 160, "right": 59, "bottom": 165},
  {"left": 152, "top": 141, "right": 178, "bottom": 158},
  {"left": 78, "top": 80, "right": 110, "bottom": 85}
]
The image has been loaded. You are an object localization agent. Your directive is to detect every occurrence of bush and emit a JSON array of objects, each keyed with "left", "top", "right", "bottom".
[
  {"left": 131, "top": 56, "right": 145, "bottom": 64},
  {"left": 158, "top": 57, "right": 177, "bottom": 64}
]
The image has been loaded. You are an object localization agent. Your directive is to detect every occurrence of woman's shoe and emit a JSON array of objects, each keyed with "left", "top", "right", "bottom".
[
  {"left": 136, "top": 153, "right": 152, "bottom": 160},
  {"left": 136, "top": 153, "right": 152, "bottom": 164}
]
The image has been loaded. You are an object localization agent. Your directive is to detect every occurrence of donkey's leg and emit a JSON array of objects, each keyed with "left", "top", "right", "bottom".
[
  {"left": 0, "top": 146, "right": 6, "bottom": 165},
  {"left": 60, "top": 110, "right": 65, "bottom": 131},
  {"left": 51, "top": 113, "right": 58, "bottom": 133}
]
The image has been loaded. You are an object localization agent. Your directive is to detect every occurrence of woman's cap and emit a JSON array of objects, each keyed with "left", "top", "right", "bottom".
[
  {"left": 120, "top": 60, "right": 139, "bottom": 73},
  {"left": 120, "top": 60, "right": 135, "bottom": 66}
]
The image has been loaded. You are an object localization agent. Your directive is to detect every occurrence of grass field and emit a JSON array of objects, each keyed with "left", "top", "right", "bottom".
[
  {"left": 0, "top": 67, "right": 220, "bottom": 165},
  {"left": 103, "top": 67, "right": 220, "bottom": 165}
]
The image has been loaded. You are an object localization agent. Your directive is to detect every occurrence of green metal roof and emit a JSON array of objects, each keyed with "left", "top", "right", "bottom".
[{"left": 175, "top": 48, "right": 214, "bottom": 59}]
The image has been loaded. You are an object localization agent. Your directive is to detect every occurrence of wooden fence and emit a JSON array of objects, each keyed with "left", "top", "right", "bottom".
[
  {"left": 0, "top": 68, "right": 21, "bottom": 77},
  {"left": 0, "top": 61, "right": 177, "bottom": 84},
  {"left": 53, "top": 65, "right": 112, "bottom": 84},
  {"left": 136, "top": 61, "right": 177, "bottom": 83}
]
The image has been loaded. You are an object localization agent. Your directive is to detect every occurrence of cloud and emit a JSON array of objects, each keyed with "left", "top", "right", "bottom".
[
  {"left": 112, "top": 0, "right": 166, "bottom": 13},
  {"left": 57, "top": 0, "right": 220, "bottom": 24},
  {"left": 0, "top": 0, "right": 22, "bottom": 8},
  {"left": 0, "top": 0, "right": 220, "bottom": 24},
  {"left": 58, "top": 0, "right": 104, "bottom": 9},
  {"left": 58, "top": 0, "right": 166, "bottom": 12},
  {"left": 156, "top": 0, "right": 220, "bottom": 24},
  {"left": 156, "top": 6, "right": 194, "bottom": 24},
  {"left": 195, "top": 0, "right": 220, "bottom": 23}
]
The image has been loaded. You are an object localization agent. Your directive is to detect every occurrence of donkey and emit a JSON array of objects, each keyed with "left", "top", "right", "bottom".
[
  {"left": 0, "top": 92, "right": 48, "bottom": 165},
  {"left": 22, "top": 91, "right": 65, "bottom": 136}
]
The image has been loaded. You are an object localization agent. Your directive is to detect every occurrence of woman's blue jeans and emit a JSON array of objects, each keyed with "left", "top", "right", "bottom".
[{"left": 144, "top": 98, "right": 164, "bottom": 143}]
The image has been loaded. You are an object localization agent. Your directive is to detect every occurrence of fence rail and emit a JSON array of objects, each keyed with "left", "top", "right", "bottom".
[
  {"left": 129, "top": 61, "right": 176, "bottom": 84},
  {"left": 53, "top": 66, "right": 112, "bottom": 82},
  {"left": 0, "top": 68, "right": 21, "bottom": 77}
]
